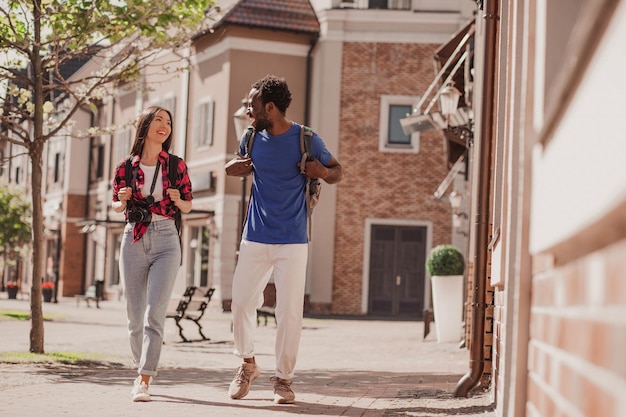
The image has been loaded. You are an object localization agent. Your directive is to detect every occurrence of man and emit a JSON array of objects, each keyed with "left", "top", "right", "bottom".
[{"left": 225, "top": 74, "right": 343, "bottom": 404}]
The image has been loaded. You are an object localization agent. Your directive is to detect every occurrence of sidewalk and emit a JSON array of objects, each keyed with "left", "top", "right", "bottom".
[{"left": 0, "top": 295, "right": 494, "bottom": 417}]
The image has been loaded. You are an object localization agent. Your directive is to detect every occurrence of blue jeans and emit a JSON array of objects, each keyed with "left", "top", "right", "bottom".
[{"left": 119, "top": 219, "right": 181, "bottom": 377}]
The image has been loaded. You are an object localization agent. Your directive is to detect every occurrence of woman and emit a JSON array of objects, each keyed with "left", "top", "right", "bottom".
[{"left": 112, "top": 106, "right": 193, "bottom": 402}]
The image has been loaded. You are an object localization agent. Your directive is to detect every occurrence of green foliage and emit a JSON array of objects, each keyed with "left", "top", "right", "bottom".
[
  {"left": 0, "top": 351, "right": 120, "bottom": 365},
  {"left": 0, "top": 186, "right": 31, "bottom": 253},
  {"left": 0, "top": 309, "right": 55, "bottom": 321},
  {"left": 426, "top": 244, "right": 465, "bottom": 276},
  {"left": 0, "top": 0, "right": 212, "bottom": 354},
  {"left": 1, "top": 0, "right": 213, "bottom": 144}
]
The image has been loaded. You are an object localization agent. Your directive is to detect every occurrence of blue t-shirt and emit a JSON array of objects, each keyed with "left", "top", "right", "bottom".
[{"left": 238, "top": 123, "right": 333, "bottom": 244}]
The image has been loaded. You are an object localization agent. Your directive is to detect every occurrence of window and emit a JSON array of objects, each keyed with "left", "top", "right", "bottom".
[
  {"left": 155, "top": 96, "right": 176, "bottom": 120},
  {"left": 194, "top": 99, "right": 214, "bottom": 148},
  {"left": 188, "top": 226, "right": 210, "bottom": 287},
  {"left": 115, "top": 129, "right": 131, "bottom": 163},
  {"left": 96, "top": 144, "right": 105, "bottom": 180},
  {"left": 379, "top": 95, "right": 420, "bottom": 153},
  {"left": 388, "top": 105, "right": 412, "bottom": 145},
  {"left": 54, "top": 152, "right": 61, "bottom": 183},
  {"left": 91, "top": 143, "right": 105, "bottom": 182}
]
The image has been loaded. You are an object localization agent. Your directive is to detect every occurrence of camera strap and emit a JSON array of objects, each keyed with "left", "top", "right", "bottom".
[
  {"left": 131, "top": 160, "right": 161, "bottom": 204},
  {"left": 147, "top": 160, "right": 161, "bottom": 202}
]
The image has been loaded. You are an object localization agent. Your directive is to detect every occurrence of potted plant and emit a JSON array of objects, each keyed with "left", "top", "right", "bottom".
[
  {"left": 42, "top": 281, "right": 55, "bottom": 302},
  {"left": 6, "top": 282, "right": 18, "bottom": 299},
  {"left": 426, "top": 244, "right": 465, "bottom": 343}
]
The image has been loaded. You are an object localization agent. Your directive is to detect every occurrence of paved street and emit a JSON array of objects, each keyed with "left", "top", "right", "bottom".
[{"left": 0, "top": 294, "right": 494, "bottom": 417}]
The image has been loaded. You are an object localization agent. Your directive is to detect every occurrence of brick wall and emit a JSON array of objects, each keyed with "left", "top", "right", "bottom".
[
  {"left": 332, "top": 41, "right": 453, "bottom": 314},
  {"left": 527, "top": 239, "right": 626, "bottom": 417}
]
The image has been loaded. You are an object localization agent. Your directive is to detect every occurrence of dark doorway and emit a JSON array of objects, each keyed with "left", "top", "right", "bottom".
[{"left": 368, "top": 225, "right": 427, "bottom": 319}]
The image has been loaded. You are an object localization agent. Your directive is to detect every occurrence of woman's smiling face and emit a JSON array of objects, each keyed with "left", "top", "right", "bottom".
[{"left": 147, "top": 110, "right": 172, "bottom": 144}]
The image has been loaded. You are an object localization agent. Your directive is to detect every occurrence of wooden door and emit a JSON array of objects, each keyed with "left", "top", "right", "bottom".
[{"left": 368, "top": 225, "right": 427, "bottom": 319}]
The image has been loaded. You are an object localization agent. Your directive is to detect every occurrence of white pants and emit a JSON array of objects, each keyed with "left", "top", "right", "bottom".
[{"left": 231, "top": 240, "right": 308, "bottom": 380}]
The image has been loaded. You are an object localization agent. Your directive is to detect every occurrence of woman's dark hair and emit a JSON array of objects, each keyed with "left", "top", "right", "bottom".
[
  {"left": 252, "top": 74, "right": 292, "bottom": 114},
  {"left": 129, "top": 106, "right": 173, "bottom": 156}
]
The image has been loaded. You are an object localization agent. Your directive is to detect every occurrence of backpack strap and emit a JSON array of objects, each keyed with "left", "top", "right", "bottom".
[
  {"left": 124, "top": 157, "right": 133, "bottom": 191},
  {"left": 239, "top": 127, "right": 255, "bottom": 236},
  {"left": 243, "top": 127, "right": 255, "bottom": 157},
  {"left": 168, "top": 153, "right": 183, "bottom": 237},
  {"left": 299, "top": 125, "right": 315, "bottom": 241},
  {"left": 124, "top": 157, "right": 134, "bottom": 220}
]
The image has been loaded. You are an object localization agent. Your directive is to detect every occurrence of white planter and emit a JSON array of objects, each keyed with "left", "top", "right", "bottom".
[{"left": 430, "top": 274, "right": 464, "bottom": 343}]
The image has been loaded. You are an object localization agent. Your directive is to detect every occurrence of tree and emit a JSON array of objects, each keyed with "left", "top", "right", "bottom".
[
  {"left": 0, "top": 0, "right": 211, "bottom": 353},
  {"left": 0, "top": 184, "right": 32, "bottom": 287}
]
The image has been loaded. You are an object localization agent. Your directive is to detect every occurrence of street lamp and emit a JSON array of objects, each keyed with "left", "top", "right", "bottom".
[
  {"left": 233, "top": 98, "right": 249, "bottom": 141},
  {"left": 233, "top": 98, "right": 250, "bottom": 247}
]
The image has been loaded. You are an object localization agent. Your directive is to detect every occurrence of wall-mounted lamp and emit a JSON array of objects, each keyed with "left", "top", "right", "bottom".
[{"left": 439, "top": 82, "right": 462, "bottom": 127}]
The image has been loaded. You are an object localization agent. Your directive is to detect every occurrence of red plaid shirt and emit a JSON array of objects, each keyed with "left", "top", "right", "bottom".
[{"left": 112, "top": 151, "right": 193, "bottom": 242}]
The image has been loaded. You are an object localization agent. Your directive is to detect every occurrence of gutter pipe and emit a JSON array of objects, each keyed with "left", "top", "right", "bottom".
[
  {"left": 304, "top": 34, "right": 319, "bottom": 126},
  {"left": 454, "top": 0, "right": 499, "bottom": 397}
]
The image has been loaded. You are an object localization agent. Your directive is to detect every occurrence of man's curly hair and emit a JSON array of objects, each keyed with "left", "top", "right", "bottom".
[{"left": 252, "top": 74, "right": 292, "bottom": 114}]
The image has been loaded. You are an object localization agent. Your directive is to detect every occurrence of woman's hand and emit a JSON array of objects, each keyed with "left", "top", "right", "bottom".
[
  {"left": 112, "top": 187, "right": 132, "bottom": 213},
  {"left": 119, "top": 187, "right": 132, "bottom": 203},
  {"left": 167, "top": 188, "right": 192, "bottom": 213}
]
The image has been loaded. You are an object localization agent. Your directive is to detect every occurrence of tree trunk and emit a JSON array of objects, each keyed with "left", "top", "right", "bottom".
[
  {"left": 29, "top": 145, "right": 45, "bottom": 353},
  {"left": 29, "top": 2, "right": 45, "bottom": 354}
]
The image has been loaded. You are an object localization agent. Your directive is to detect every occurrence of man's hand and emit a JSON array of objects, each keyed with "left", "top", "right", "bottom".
[
  {"left": 225, "top": 156, "right": 253, "bottom": 177},
  {"left": 299, "top": 156, "right": 343, "bottom": 184}
]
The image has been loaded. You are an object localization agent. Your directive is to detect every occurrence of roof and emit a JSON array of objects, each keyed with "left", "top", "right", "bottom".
[{"left": 213, "top": 0, "right": 320, "bottom": 35}]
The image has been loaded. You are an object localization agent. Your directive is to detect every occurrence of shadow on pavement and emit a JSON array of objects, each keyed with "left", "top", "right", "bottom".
[{"left": 14, "top": 362, "right": 494, "bottom": 416}]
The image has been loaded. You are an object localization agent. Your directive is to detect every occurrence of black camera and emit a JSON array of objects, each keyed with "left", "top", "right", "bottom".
[{"left": 127, "top": 205, "right": 151, "bottom": 223}]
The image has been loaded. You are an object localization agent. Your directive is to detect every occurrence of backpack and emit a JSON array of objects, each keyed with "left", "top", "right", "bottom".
[
  {"left": 243, "top": 125, "right": 321, "bottom": 240},
  {"left": 124, "top": 153, "right": 183, "bottom": 237}
]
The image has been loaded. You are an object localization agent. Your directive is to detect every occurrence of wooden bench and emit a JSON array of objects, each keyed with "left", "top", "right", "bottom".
[
  {"left": 166, "top": 286, "right": 215, "bottom": 342},
  {"left": 75, "top": 284, "right": 101, "bottom": 308},
  {"left": 256, "top": 305, "right": 276, "bottom": 326}
]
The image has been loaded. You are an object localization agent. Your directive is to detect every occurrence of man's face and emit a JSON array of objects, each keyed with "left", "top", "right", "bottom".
[{"left": 247, "top": 88, "right": 272, "bottom": 132}]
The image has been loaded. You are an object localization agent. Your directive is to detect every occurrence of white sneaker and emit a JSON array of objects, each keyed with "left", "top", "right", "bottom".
[
  {"left": 271, "top": 376, "right": 295, "bottom": 404},
  {"left": 228, "top": 362, "right": 260, "bottom": 399},
  {"left": 131, "top": 376, "right": 152, "bottom": 402}
]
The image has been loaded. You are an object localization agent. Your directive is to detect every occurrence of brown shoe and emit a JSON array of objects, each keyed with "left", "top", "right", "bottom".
[
  {"left": 228, "top": 363, "right": 260, "bottom": 399},
  {"left": 271, "top": 376, "right": 295, "bottom": 404}
]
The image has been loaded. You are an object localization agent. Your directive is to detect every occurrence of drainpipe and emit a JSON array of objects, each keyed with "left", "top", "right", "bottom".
[
  {"left": 454, "top": 0, "right": 498, "bottom": 397},
  {"left": 304, "top": 34, "right": 319, "bottom": 126}
]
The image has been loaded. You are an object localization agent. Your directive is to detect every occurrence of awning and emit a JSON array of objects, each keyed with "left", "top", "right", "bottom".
[
  {"left": 400, "top": 18, "right": 475, "bottom": 130},
  {"left": 399, "top": 18, "right": 475, "bottom": 196},
  {"left": 434, "top": 18, "right": 475, "bottom": 110}
]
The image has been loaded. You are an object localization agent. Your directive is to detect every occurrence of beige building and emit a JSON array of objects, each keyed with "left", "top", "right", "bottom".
[{"left": 1, "top": 1, "right": 472, "bottom": 316}]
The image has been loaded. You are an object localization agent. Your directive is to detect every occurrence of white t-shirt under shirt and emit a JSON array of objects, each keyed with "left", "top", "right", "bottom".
[{"left": 140, "top": 162, "right": 169, "bottom": 222}]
